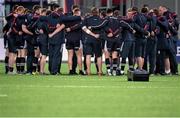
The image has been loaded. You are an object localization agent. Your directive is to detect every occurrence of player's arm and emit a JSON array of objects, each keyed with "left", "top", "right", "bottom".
[
  {"left": 82, "top": 26, "right": 99, "bottom": 39},
  {"left": 88, "top": 19, "right": 108, "bottom": 30},
  {"left": 120, "top": 20, "right": 135, "bottom": 33},
  {"left": 49, "top": 23, "right": 65, "bottom": 38},
  {"left": 22, "top": 24, "right": 33, "bottom": 35},
  {"left": 70, "top": 22, "right": 83, "bottom": 31},
  {"left": 60, "top": 15, "right": 81, "bottom": 23}
]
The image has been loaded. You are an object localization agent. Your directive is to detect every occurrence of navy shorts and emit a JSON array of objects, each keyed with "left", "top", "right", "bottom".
[
  {"left": 106, "top": 38, "right": 122, "bottom": 52},
  {"left": 16, "top": 35, "right": 26, "bottom": 49},
  {"left": 37, "top": 34, "right": 48, "bottom": 56},
  {"left": 66, "top": 40, "right": 81, "bottom": 51},
  {"left": 8, "top": 34, "right": 17, "bottom": 53},
  {"left": 135, "top": 38, "right": 147, "bottom": 58},
  {"left": 121, "top": 41, "right": 135, "bottom": 58},
  {"left": 83, "top": 35, "right": 102, "bottom": 58}
]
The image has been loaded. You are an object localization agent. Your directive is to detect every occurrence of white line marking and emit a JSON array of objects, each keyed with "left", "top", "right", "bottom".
[
  {"left": 0, "top": 94, "right": 8, "bottom": 97},
  {"left": 0, "top": 85, "right": 179, "bottom": 89}
]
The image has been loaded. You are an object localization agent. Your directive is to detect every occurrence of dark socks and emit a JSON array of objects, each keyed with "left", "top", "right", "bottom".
[
  {"left": 5, "top": 56, "right": 9, "bottom": 74},
  {"left": 121, "top": 58, "right": 126, "bottom": 71},
  {"left": 105, "top": 58, "right": 111, "bottom": 70},
  {"left": 33, "top": 57, "right": 38, "bottom": 72},
  {"left": 16, "top": 57, "right": 21, "bottom": 73},
  {"left": 112, "top": 58, "right": 118, "bottom": 71},
  {"left": 9, "top": 67, "right": 14, "bottom": 72},
  {"left": 38, "top": 62, "right": 40, "bottom": 72},
  {"left": 20, "top": 57, "right": 25, "bottom": 72},
  {"left": 128, "top": 58, "right": 134, "bottom": 70},
  {"left": 94, "top": 57, "right": 99, "bottom": 72},
  {"left": 84, "top": 56, "right": 87, "bottom": 72}
]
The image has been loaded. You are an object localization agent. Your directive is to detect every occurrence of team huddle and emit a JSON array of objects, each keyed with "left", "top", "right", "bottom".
[{"left": 3, "top": 4, "right": 179, "bottom": 76}]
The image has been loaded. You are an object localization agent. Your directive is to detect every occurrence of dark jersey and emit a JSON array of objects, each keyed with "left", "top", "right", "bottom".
[
  {"left": 65, "top": 19, "right": 82, "bottom": 41},
  {"left": 133, "top": 12, "right": 148, "bottom": 38},
  {"left": 12, "top": 15, "right": 25, "bottom": 33},
  {"left": 83, "top": 15, "right": 105, "bottom": 34},
  {"left": 36, "top": 16, "right": 49, "bottom": 34},
  {"left": 157, "top": 16, "right": 170, "bottom": 50}
]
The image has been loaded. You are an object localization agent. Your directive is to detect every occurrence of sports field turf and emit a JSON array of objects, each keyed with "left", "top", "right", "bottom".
[{"left": 0, "top": 63, "right": 180, "bottom": 117}]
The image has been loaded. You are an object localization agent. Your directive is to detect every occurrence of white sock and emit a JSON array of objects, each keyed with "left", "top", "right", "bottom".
[{"left": 165, "top": 69, "right": 171, "bottom": 74}]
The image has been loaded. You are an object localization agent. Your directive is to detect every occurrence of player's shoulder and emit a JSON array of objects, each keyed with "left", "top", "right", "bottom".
[
  {"left": 84, "top": 15, "right": 94, "bottom": 20},
  {"left": 109, "top": 16, "right": 118, "bottom": 20}
]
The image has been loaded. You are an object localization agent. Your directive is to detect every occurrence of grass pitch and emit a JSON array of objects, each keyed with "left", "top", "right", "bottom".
[{"left": 0, "top": 63, "right": 180, "bottom": 117}]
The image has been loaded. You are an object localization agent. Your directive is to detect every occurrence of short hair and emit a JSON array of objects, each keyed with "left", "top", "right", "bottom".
[
  {"left": 100, "top": 10, "right": 106, "bottom": 18},
  {"left": 16, "top": 6, "right": 25, "bottom": 13},
  {"left": 73, "top": 8, "right": 80, "bottom": 13},
  {"left": 127, "top": 8, "right": 132, "bottom": 12},
  {"left": 52, "top": 4, "right": 60, "bottom": 11},
  {"left": 153, "top": 8, "right": 159, "bottom": 16},
  {"left": 41, "top": 8, "right": 47, "bottom": 14},
  {"left": 71, "top": 5, "right": 79, "bottom": 11},
  {"left": 141, "top": 7, "right": 149, "bottom": 13},
  {"left": 91, "top": 7, "right": 99, "bottom": 15},
  {"left": 32, "top": 5, "right": 41, "bottom": 13},
  {"left": 46, "top": 10, "right": 52, "bottom": 15},
  {"left": 24, "top": 8, "right": 32, "bottom": 14},
  {"left": 131, "top": 6, "right": 138, "bottom": 12},
  {"left": 57, "top": 7, "right": 64, "bottom": 14},
  {"left": 113, "top": 10, "right": 120, "bottom": 17},
  {"left": 106, "top": 8, "right": 113, "bottom": 14}
]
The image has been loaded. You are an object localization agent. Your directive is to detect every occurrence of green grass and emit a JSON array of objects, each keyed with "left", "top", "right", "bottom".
[{"left": 0, "top": 63, "right": 180, "bottom": 117}]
